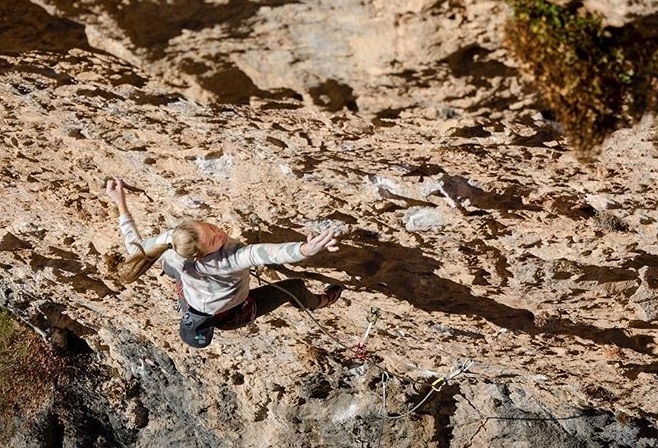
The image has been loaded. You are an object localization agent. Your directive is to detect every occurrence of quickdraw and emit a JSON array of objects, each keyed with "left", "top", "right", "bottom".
[
  {"left": 380, "top": 358, "right": 474, "bottom": 420},
  {"left": 354, "top": 307, "right": 381, "bottom": 360},
  {"left": 249, "top": 214, "right": 266, "bottom": 284},
  {"left": 430, "top": 359, "right": 474, "bottom": 391}
]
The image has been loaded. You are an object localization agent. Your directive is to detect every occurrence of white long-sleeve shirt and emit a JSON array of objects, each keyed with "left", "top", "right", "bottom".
[{"left": 119, "top": 214, "right": 307, "bottom": 314}]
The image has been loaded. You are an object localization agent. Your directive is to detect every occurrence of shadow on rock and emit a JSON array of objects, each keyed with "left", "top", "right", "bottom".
[
  {"left": 247, "top": 224, "right": 655, "bottom": 354},
  {"left": 431, "top": 174, "right": 543, "bottom": 214},
  {"left": 42, "top": 0, "right": 297, "bottom": 58},
  {"left": 1, "top": 0, "right": 93, "bottom": 53},
  {"left": 441, "top": 44, "right": 518, "bottom": 89},
  {"left": 248, "top": 225, "right": 535, "bottom": 332}
]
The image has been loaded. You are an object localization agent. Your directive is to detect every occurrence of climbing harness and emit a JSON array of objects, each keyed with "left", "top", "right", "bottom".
[{"left": 354, "top": 307, "right": 380, "bottom": 360}]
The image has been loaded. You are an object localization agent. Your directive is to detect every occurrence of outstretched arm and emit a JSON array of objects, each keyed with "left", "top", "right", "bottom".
[{"left": 199, "top": 229, "right": 340, "bottom": 274}]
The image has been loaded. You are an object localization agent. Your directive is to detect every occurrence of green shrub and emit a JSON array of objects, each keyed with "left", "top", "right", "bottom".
[
  {"left": 0, "top": 309, "right": 29, "bottom": 361},
  {"left": 505, "top": 0, "right": 658, "bottom": 156}
]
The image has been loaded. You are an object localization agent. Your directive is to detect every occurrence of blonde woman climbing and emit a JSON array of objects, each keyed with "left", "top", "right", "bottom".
[{"left": 106, "top": 177, "right": 343, "bottom": 348}]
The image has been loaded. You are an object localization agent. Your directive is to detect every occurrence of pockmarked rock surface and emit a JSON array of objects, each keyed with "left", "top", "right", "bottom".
[{"left": 1, "top": 0, "right": 657, "bottom": 447}]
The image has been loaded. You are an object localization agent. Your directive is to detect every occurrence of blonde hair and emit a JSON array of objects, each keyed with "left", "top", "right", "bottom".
[
  {"left": 171, "top": 221, "right": 203, "bottom": 258},
  {"left": 118, "top": 221, "right": 202, "bottom": 284}
]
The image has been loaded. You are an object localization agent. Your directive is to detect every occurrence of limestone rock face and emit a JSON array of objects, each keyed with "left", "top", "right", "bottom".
[
  {"left": 29, "top": 0, "right": 516, "bottom": 116},
  {"left": 1, "top": 0, "right": 658, "bottom": 447}
]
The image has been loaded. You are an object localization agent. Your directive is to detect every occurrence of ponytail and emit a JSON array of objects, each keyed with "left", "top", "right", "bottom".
[
  {"left": 117, "top": 221, "right": 202, "bottom": 283},
  {"left": 118, "top": 243, "right": 170, "bottom": 284}
]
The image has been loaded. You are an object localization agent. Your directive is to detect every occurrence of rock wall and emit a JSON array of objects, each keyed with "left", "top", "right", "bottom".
[{"left": 1, "top": 0, "right": 657, "bottom": 447}]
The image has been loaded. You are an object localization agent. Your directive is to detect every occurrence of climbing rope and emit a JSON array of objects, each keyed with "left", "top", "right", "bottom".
[
  {"left": 257, "top": 275, "right": 353, "bottom": 350},
  {"left": 375, "top": 371, "right": 390, "bottom": 448},
  {"left": 371, "top": 360, "right": 472, "bottom": 447},
  {"left": 250, "top": 272, "right": 473, "bottom": 392},
  {"left": 246, "top": 214, "right": 474, "bottom": 421},
  {"left": 379, "top": 359, "right": 474, "bottom": 420}
]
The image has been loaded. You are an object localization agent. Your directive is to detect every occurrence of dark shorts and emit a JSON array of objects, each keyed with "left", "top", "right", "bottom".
[
  {"left": 208, "top": 296, "right": 257, "bottom": 330},
  {"left": 176, "top": 281, "right": 257, "bottom": 348}
]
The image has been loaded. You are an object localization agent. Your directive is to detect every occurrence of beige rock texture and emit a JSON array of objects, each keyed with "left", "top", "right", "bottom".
[{"left": 1, "top": 0, "right": 657, "bottom": 447}]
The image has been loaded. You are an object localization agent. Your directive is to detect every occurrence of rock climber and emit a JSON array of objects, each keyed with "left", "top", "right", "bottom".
[{"left": 106, "top": 177, "right": 343, "bottom": 348}]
